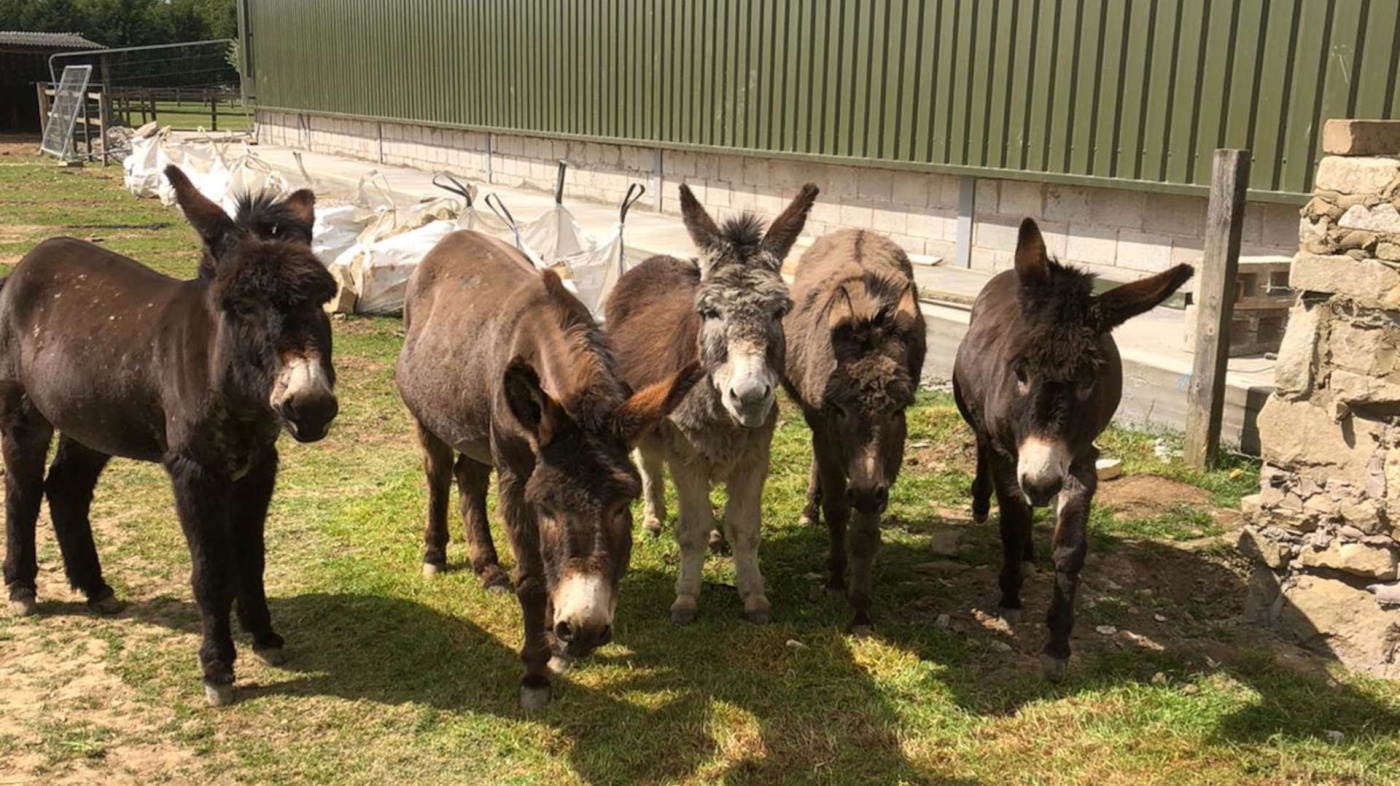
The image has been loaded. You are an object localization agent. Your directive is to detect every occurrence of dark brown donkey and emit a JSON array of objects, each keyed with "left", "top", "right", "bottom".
[
  {"left": 782, "top": 229, "right": 926, "bottom": 634},
  {"left": 953, "top": 218, "right": 1192, "bottom": 681},
  {"left": 0, "top": 167, "right": 337, "bottom": 706},
  {"left": 396, "top": 230, "right": 699, "bottom": 709}
]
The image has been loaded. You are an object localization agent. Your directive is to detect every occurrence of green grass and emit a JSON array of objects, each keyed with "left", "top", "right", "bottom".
[
  {"left": 1, "top": 150, "right": 1398, "bottom": 785},
  {"left": 126, "top": 100, "right": 253, "bottom": 133}
]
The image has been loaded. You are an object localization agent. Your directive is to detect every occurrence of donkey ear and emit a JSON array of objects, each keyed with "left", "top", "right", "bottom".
[
  {"left": 1013, "top": 218, "right": 1050, "bottom": 288},
  {"left": 679, "top": 183, "right": 721, "bottom": 252},
  {"left": 762, "top": 182, "right": 820, "bottom": 261},
  {"left": 503, "top": 356, "right": 561, "bottom": 447},
  {"left": 613, "top": 361, "right": 704, "bottom": 446},
  {"left": 166, "top": 165, "right": 236, "bottom": 247},
  {"left": 827, "top": 286, "right": 855, "bottom": 332},
  {"left": 892, "top": 283, "right": 920, "bottom": 330},
  {"left": 1090, "top": 264, "right": 1195, "bottom": 333},
  {"left": 282, "top": 188, "right": 317, "bottom": 229}
]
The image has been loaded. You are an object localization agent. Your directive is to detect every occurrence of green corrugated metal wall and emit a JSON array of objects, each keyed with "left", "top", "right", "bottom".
[{"left": 243, "top": 0, "right": 1400, "bottom": 201}]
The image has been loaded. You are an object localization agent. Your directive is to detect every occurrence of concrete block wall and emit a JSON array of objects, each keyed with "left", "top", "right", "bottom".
[{"left": 257, "top": 111, "right": 1298, "bottom": 278}]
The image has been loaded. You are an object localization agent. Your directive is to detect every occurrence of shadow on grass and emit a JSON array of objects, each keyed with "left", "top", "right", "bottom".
[
  {"left": 123, "top": 586, "right": 978, "bottom": 786},
  {"left": 755, "top": 503, "right": 1400, "bottom": 753}
]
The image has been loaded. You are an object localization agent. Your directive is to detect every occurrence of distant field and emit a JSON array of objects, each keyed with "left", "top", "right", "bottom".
[
  {"left": 1, "top": 148, "right": 1398, "bottom": 785},
  {"left": 114, "top": 99, "right": 253, "bottom": 133}
]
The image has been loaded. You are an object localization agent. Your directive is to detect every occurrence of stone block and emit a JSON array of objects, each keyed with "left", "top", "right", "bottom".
[
  {"left": 1065, "top": 225, "right": 1118, "bottom": 266},
  {"left": 1298, "top": 539, "right": 1398, "bottom": 579},
  {"left": 1290, "top": 253, "right": 1400, "bottom": 304},
  {"left": 1143, "top": 193, "right": 1206, "bottom": 237},
  {"left": 859, "top": 168, "right": 894, "bottom": 202},
  {"left": 1237, "top": 527, "right": 1290, "bottom": 569},
  {"left": 1323, "top": 120, "right": 1400, "bottom": 157},
  {"left": 974, "top": 179, "right": 999, "bottom": 215},
  {"left": 1378, "top": 242, "right": 1400, "bottom": 262},
  {"left": 1331, "top": 369, "right": 1400, "bottom": 409},
  {"left": 839, "top": 203, "right": 873, "bottom": 227},
  {"left": 1044, "top": 185, "right": 1094, "bottom": 224},
  {"left": 998, "top": 180, "right": 1044, "bottom": 218},
  {"left": 1328, "top": 319, "right": 1395, "bottom": 376},
  {"left": 1090, "top": 189, "right": 1147, "bottom": 230},
  {"left": 907, "top": 210, "right": 952, "bottom": 241},
  {"left": 1276, "top": 574, "right": 1400, "bottom": 674},
  {"left": 1315, "top": 156, "right": 1400, "bottom": 195},
  {"left": 1256, "top": 396, "right": 1384, "bottom": 486},
  {"left": 1339, "top": 203, "right": 1400, "bottom": 235},
  {"left": 871, "top": 208, "right": 907, "bottom": 235},
  {"left": 891, "top": 171, "right": 931, "bottom": 208},
  {"left": 1261, "top": 202, "right": 1304, "bottom": 250},
  {"left": 743, "top": 157, "right": 771, "bottom": 187},
  {"left": 1273, "top": 300, "right": 1323, "bottom": 398},
  {"left": 1115, "top": 229, "right": 1174, "bottom": 273},
  {"left": 973, "top": 220, "right": 1020, "bottom": 253},
  {"left": 822, "top": 164, "right": 858, "bottom": 198}
]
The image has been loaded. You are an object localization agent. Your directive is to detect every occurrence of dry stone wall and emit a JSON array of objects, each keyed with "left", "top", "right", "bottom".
[{"left": 1242, "top": 128, "right": 1400, "bottom": 677}]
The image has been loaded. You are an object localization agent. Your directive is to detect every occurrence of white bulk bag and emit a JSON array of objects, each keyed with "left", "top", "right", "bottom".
[{"left": 335, "top": 220, "right": 458, "bottom": 316}]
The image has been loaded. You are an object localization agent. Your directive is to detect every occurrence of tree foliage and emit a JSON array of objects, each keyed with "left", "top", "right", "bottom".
[{"left": 0, "top": 0, "right": 237, "bottom": 48}]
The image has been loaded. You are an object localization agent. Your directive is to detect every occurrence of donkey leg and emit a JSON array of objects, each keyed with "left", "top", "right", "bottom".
[
  {"left": 799, "top": 452, "right": 822, "bottom": 527},
  {"left": 971, "top": 437, "right": 992, "bottom": 523},
  {"left": 1, "top": 393, "right": 52, "bottom": 617},
  {"left": 722, "top": 462, "right": 771, "bottom": 625},
  {"left": 636, "top": 438, "right": 668, "bottom": 538},
  {"left": 818, "top": 458, "right": 850, "bottom": 594},
  {"left": 415, "top": 421, "right": 453, "bottom": 576},
  {"left": 229, "top": 447, "right": 285, "bottom": 665},
  {"left": 166, "top": 455, "right": 239, "bottom": 706},
  {"left": 455, "top": 455, "right": 509, "bottom": 592},
  {"left": 45, "top": 436, "right": 118, "bottom": 612},
  {"left": 670, "top": 463, "right": 713, "bottom": 626},
  {"left": 846, "top": 511, "right": 882, "bottom": 636},
  {"left": 990, "top": 456, "right": 1032, "bottom": 623},
  {"left": 497, "top": 469, "right": 553, "bottom": 709},
  {"left": 1043, "top": 456, "right": 1096, "bottom": 683}
]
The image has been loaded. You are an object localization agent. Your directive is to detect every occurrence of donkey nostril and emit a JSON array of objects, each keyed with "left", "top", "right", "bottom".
[{"left": 554, "top": 621, "right": 573, "bottom": 642}]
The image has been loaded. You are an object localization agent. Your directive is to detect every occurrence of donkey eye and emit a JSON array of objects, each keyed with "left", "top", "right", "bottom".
[
  {"left": 774, "top": 303, "right": 791, "bottom": 319},
  {"left": 1011, "top": 361, "right": 1029, "bottom": 386},
  {"left": 699, "top": 307, "right": 720, "bottom": 321}
]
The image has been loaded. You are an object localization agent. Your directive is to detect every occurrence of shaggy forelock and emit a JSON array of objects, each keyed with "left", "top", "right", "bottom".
[
  {"left": 697, "top": 263, "right": 790, "bottom": 316},
  {"left": 215, "top": 238, "right": 336, "bottom": 309},
  {"left": 700, "top": 213, "right": 780, "bottom": 274},
  {"left": 234, "top": 191, "right": 313, "bottom": 245},
  {"left": 830, "top": 353, "right": 914, "bottom": 413},
  {"left": 1016, "top": 258, "right": 1107, "bottom": 381}
]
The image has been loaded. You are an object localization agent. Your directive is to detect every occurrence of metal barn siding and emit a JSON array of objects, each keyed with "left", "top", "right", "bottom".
[{"left": 243, "top": 0, "right": 1400, "bottom": 201}]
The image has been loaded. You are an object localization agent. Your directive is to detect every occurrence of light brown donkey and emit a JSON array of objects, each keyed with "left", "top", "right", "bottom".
[
  {"left": 396, "top": 230, "right": 700, "bottom": 708},
  {"left": 782, "top": 229, "right": 926, "bottom": 634},
  {"left": 605, "top": 183, "right": 818, "bottom": 626}
]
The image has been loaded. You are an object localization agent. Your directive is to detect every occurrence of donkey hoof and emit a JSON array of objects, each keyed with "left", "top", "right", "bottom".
[
  {"left": 519, "top": 683, "right": 552, "bottom": 710},
  {"left": 8, "top": 596, "right": 36, "bottom": 618},
  {"left": 89, "top": 594, "right": 124, "bottom": 615},
  {"left": 548, "top": 654, "right": 573, "bottom": 674},
  {"left": 481, "top": 569, "right": 512, "bottom": 594},
  {"left": 643, "top": 519, "right": 663, "bottom": 538},
  {"left": 422, "top": 561, "right": 446, "bottom": 578},
  {"left": 798, "top": 510, "right": 817, "bottom": 527},
  {"left": 1042, "top": 655, "right": 1068, "bottom": 683},
  {"left": 204, "top": 682, "right": 236, "bottom": 707},
  {"left": 998, "top": 607, "right": 1024, "bottom": 625},
  {"left": 670, "top": 600, "right": 697, "bottom": 626},
  {"left": 255, "top": 647, "right": 287, "bottom": 667},
  {"left": 972, "top": 512, "right": 988, "bottom": 524},
  {"left": 744, "top": 606, "right": 772, "bottom": 625}
]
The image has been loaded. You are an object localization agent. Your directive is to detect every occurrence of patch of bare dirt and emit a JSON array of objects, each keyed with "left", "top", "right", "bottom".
[
  {"left": 1096, "top": 475, "right": 1211, "bottom": 519},
  {"left": 904, "top": 434, "right": 978, "bottom": 474}
]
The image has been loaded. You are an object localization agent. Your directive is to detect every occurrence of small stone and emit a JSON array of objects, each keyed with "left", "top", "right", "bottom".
[
  {"left": 1150, "top": 672, "right": 1169, "bottom": 687},
  {"left": 989, "top": 640, "right": 1012, "bottom": 653},
  {"left": 785, "top": 639, "right": 806, "bottom": 650},
  {"left": 1153, "top": 613, "right": 1168, "bottom": 622},
  {"left": 1340, "top": 525, "right": 1366, "bottom": 540},
  {"left": 935, "top": 614, "right": 952, "bottom": 629},
  {"left": 1324, "top": 730, "right": 1345, "bottom": 744},
  {"left": 1182, "top": 684, "right": 1200, "bottom": 696},
  {"left": 1298, "top": 540, "right": 1399, "bottom": 579},
  {"left": 1368, "top": 582, "right": 1400, "bottom": 606},
  {"left": 1095, "top": 458, "right": 1123, "bottom": 481},
  {"left": 927, "top": 529, "right": 963, "bottom": 556},
  {"left": 1095, "top": 625, "right": 1118, "bottom": 636}
]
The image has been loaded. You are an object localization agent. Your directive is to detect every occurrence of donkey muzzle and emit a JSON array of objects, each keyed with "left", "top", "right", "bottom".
[
  {"left": 846, "top": 484, "right": 890, "bottom": 515},
  {"left": 551, "top": 573, "right": 616, "bottom": 658},
  {"left": 1017, "top": 435, "right": 1070, "bottom": 507},
  {"left": 274, "top": 356, "right": 338, "bottom": 443}
]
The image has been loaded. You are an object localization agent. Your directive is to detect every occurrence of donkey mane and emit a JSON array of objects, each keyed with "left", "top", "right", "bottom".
[
  {"left": 234, "top": 191, "right": 314, "bottom": 240},
  {"left": 1015, "top": 257, "right": 1107, "bottom": 376},
  {"left": 213, "top": 239, "right": 336, "bottom": 309}
]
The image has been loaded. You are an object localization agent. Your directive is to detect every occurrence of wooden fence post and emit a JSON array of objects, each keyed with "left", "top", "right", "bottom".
[{"left": 1184, "top": 149, "right": 1252, "bottom": 468}]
